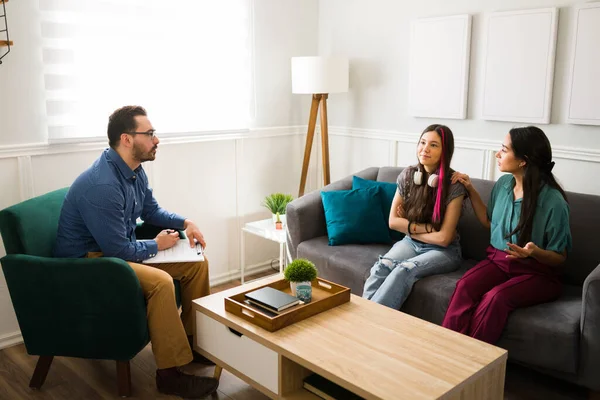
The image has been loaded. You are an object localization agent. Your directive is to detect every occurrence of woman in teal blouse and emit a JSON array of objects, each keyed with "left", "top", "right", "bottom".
[{"left": 442, "top": 126, "right": 572, "bottom": 344}]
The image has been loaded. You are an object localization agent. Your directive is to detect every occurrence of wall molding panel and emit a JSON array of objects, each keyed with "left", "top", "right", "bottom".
[
  {"left": 17, "top": 156, "right": 35, "bottom": 201},
  {"left": 329, "top": 126, "right": 600, "bottom": 164},
  {"left": 0, "top": 126, "right": 308, "bottom": 159},
  {"left": 326, "top": 126, "right": 600, "bottom": 195},
  {"left": 0, "top": 126, "right": 311, "bottom": 349},
  {"left": 482, "top": 150, "right": 497, "bottom": 181},
  {"left": 1, "top": 124, "right": 598, "bottom": 349}
]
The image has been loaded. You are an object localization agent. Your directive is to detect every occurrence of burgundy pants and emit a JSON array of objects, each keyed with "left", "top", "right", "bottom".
[{"left": 442, "top": 246, "right": 562, "bottom": 344}]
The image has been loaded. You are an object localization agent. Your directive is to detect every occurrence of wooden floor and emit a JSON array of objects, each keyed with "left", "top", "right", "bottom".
[{"left": 0, "top": 269, "right": 590, "bottom": 400}]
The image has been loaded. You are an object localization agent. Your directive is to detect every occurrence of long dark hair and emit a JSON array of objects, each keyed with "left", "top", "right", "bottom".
[
  {"left": 508, "top": 126, "right": 567, "bottom": 246},
  {"left": 403, "top": 124, "right": 455, "bottom": 231}
]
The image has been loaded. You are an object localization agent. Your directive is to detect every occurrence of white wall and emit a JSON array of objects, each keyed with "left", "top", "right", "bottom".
[
  {"left": 0, "top": 0, "right": 319, "bottom": 146},
  {"left": 3, "top": 0, "right": 599, "bottom": 350},
  {"left": 318, "top": 0, "right": 600, "bottom": 190},
  {"left": 0, "top": 0, "right": 46, "bottom": 146},
  {"left": 0, "top": 0, "right": 320, "bottom": 348}
]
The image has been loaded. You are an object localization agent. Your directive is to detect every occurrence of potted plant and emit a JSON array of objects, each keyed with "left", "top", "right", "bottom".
[
  {"left": 284, "top": 258, "right": 318, "bottom": 302},
  {"left": 275, "top": 213, "right": 283, "bottom": 230},
  {"left": 262, "top": 193, "right": 294, "bottom": 227}
]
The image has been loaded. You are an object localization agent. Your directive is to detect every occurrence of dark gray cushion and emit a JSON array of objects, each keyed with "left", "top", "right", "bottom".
[
  {"left": 370, "top": 166, "right": 600, "bottom": 287},
  {"left": 562, "top": 191, "right": 600, "bottom": 286},
  {"left": 401, "top": 263, "right": 475, "bottom": 324},
  {"left": 288, "top": 166, "right": 600, "bottom": 390},
  {"left": 457, "top": 178, "right": 494, "bottom": 261},
  {"left": 297, "top": 236, "right": 391, "bottom": 296},
  {"left": 402, "top": 263, "right": 581, "bottom": 375},
  {"left": 497, "top": 285, "right": 581, "bottom": 374},
  {"left": 376, "top": 166, "right": 404, "bottom": 183}
]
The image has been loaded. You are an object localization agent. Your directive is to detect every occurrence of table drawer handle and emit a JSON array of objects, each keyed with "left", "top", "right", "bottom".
[
  {"left": 241, "top": 308, "right": 255, "bottom": 319},
  {"left": 228, "top": 327, "right": 243, "bottom": 337}
]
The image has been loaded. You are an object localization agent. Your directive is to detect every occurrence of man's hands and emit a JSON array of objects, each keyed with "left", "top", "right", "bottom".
[
  {"left": 155, "top": 229, "right": 180, "bottom": 251},
  {"left": 184, "top": 219, "right": 207, "bottom": 249},
  {"left": 505, "top": 242, "right": 538, "bottom": 259},
  {"left": 154, "top": 220, "right": 206, "bottom": 252}
]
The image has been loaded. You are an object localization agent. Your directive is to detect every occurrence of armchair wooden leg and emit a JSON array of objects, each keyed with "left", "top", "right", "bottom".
[
  {"left": 29, "top": 355, "right": 53, "bottom": 390},
  {"left": 116, "top": 360, "right": 131, "bottom": 398},
  {"left": 213, "top": 365, "right": 223, "bottom": 380}
]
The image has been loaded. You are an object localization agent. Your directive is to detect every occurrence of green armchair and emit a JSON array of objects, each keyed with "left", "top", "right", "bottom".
[{"left": 0, "top": 187, "right": 182, "bottom": 397}]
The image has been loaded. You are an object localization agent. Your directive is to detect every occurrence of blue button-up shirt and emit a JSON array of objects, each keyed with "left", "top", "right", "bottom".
[{"left": 54, "top": 148, "right": 186, "bottom": 262}]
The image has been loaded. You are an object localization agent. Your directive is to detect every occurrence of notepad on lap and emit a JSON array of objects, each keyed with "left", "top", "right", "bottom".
[
  {"left": 143, "top": 239, "right": 204, "bottom": 264},
  {"left": 244, "top": 286, "right": 301, "bottom": 312}
]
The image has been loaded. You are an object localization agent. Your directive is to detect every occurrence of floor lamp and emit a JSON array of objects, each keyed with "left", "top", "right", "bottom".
[{"left": 292, "top": 56, "right": 349, "bottom": 197}]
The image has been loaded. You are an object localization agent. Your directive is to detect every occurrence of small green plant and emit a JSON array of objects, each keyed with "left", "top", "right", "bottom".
[
  {"left": 262, "top": 193, "right": 294, "bottom": 215},
  {"left": 284, "top": 259, "right": 318, "bottom": 283}
]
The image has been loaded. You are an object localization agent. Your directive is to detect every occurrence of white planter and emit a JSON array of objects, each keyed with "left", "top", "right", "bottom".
[
  {"left": 289, "top": 281, "right": 312, "bottom": 303},
  {"left": 271, "top": 213, "right": 287, "bottom": 227}
]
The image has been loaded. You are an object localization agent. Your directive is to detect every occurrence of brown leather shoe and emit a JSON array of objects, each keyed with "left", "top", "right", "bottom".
[
  {"left": 156, "top": 369, "right": 219, "bottom": 398},
  {"left": 192, "top": 350, "right": 216, "bottom": 366}
]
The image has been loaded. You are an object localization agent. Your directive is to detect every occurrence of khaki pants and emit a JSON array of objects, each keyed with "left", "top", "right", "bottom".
[{"left": 87, "top": 253, "right": 210, "bottom": 369}]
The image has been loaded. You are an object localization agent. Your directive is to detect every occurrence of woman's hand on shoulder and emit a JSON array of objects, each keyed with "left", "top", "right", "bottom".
[{"left": 451, "top": 171, "right": 473, "bottom": 191}]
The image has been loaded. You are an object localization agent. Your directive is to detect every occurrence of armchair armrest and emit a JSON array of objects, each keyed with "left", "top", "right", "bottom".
[
  {"left": 1, "top": 254, "right": 148, "bottom": 360},
  {"left": 285, "top": 167, "right": 380, "bottom": 258},
  {"left": 580, "top": 263, "right": 600, "bottom": 390}
]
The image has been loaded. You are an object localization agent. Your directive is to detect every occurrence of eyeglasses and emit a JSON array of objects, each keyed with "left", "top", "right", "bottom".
[{"left": 125, "top": 129, "right": 156, "bottom": 139}]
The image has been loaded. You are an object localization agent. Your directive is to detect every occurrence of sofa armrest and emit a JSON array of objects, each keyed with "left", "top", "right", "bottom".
[
  {"left": 1, "top": 254, "right": 148, "bottom": 359},
  {"left": 285, "top": 167, "right": 380, "bottom": 258},
  {"left": 580, "top": 263, "right": 600, "bottom": 390}
]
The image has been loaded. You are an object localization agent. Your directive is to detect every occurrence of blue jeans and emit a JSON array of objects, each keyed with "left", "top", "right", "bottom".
[{"left": 362, "top": 236, "right": 462, "bottom": 310}]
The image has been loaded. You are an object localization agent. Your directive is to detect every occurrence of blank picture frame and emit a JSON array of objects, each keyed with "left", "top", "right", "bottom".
[
  {"left": 567, "top": 3, "right": 600, "bottom": 126},
  {"left": 481, "top": 8, "right": 558, "bottom": 124},
  {"left": 408, "top": 14, "right": 472, "bottom": 119}
]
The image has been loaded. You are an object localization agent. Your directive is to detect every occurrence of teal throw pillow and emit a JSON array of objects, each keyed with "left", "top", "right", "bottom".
[
  {"left": 321, "top": 186, "right": 390, "bottom": 246},
  {"left": 352, "top": 176, "right": 405, "bottom": 242}
]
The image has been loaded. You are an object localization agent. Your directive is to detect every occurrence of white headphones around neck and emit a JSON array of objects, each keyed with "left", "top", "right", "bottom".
[{"left": 413, "top": 169, "right": 439, "bottom": 188}]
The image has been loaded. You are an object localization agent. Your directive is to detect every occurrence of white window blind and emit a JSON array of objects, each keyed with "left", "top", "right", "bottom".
[{"left": 40, "top": 0, "right": 252, "bottom": 142}]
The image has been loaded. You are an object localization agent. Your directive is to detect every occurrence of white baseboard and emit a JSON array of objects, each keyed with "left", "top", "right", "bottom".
[
  {"left": 209, "top": 260, "right": 278, "bottom": 287},
  {"left": 0, "top": 331, "right": 23, "bottom": 350}
]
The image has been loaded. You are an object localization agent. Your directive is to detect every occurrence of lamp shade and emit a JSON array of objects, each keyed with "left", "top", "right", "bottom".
[{"left": 291, "top": 56, "right": 349, "bottom": 94}]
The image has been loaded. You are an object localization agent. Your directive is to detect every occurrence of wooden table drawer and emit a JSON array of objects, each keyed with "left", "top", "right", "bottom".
[{"left": 195, "top": 311, "right": 279, "bottom": 394}]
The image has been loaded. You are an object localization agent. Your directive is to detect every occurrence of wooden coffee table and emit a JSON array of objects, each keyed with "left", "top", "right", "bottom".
[{"left": 192, "top": 274, "right": 507, "bottom": 399}]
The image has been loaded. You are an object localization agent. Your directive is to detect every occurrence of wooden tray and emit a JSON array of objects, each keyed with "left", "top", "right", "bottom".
[{"left": 224, "top": 277, "right": 350, "bottom": 332}]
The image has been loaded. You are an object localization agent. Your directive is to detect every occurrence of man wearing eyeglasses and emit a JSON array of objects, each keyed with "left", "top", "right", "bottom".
[{"left": 54, "top": 106, "right": 218, "bottom": 398}]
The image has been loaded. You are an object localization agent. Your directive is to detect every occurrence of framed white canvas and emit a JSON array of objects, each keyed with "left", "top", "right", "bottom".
[
  {"left": 567, "top": 2, "right": 600, "bottom": 126},
  {"left": 408, "top": 14, "right": 472, "bottom": 119},
  {"left": 481, "top": 8, "right": 558, "bottom": 124}
]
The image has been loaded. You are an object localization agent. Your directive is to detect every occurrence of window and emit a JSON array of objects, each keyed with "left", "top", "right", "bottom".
[{"left": 40, "top": 0, "right": 253, "bottom": 142}]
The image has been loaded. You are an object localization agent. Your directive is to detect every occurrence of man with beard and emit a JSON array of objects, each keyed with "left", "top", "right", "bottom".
[{"left": 54, "top": 106, "right": 218, "bottom": 399}]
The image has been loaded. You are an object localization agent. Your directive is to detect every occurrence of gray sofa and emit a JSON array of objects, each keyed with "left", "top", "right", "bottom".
[{"left": 286, "top": 166, "right": 600, "bottom": 391}]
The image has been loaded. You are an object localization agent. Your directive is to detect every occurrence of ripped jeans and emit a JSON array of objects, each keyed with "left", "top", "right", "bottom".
[{"left": 362, "top": 236, "right": 462, "bottom": 310}]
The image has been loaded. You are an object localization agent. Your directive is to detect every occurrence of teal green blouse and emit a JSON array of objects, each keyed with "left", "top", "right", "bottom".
[{"left": 487, "top": 174, "right": 572, "bottom": 253}]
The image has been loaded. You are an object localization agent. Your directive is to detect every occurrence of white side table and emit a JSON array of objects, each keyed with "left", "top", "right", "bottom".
[{"left": 240, "top": 219, "right": 291, "bottom": 284}]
